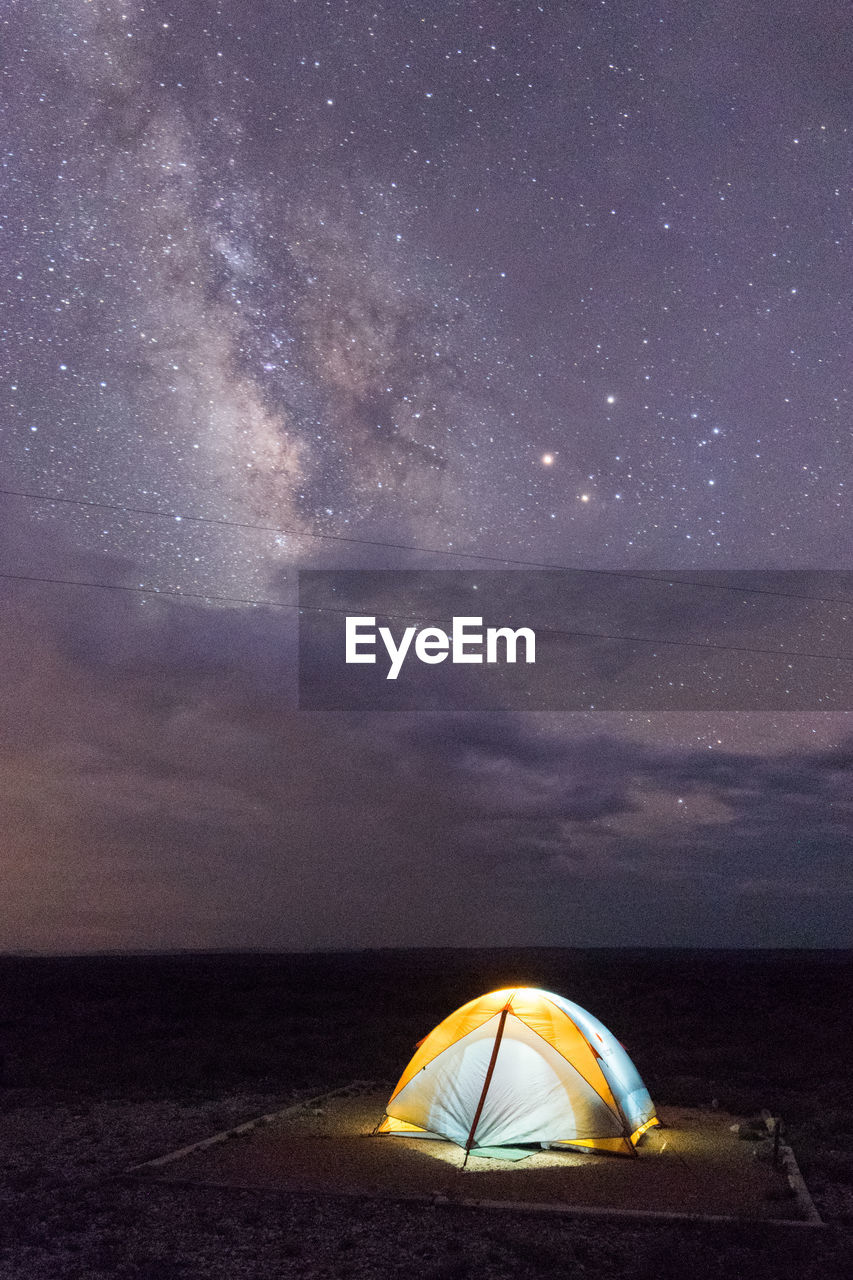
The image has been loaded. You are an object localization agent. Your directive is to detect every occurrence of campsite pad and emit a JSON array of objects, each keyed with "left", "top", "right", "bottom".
[{"left": 141, "top": 1085, "right": 806, "bottom": 1222}]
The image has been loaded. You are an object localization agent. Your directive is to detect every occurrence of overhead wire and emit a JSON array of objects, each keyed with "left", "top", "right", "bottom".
[
  {"left": 1, "top": 568, "right": 851, "bottom": 666},
  {"left": 1, "top": 485, "right": 851, "bottom": 608}
]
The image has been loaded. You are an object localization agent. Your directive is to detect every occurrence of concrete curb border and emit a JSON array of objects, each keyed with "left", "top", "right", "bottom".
[
  {"left": 126, "top": 1082, "right": 375, "bottom": 1174},
  {"left": 761, "top": 1110, "right": 823, "bottom": 1226},
  {"left": 121, "top": 1172, "right": 826, "bottom": 1228},
  {"left": 123, "top": 1089, "right": 824, "bottom": 1228}
]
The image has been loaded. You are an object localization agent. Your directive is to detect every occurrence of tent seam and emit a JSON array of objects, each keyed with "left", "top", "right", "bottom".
[{"left": 517, "top": 1006, "right": 625, "bottom": 1130}]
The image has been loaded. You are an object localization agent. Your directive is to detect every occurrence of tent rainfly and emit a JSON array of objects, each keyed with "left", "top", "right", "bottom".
[{"left": 378, "top": 987, "right": 658, "bottom": 1158}]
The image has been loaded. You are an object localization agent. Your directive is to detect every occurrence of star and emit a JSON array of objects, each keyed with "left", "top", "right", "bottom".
[{"left": 2, "top": 0, "right": 849, "bottom": 957}]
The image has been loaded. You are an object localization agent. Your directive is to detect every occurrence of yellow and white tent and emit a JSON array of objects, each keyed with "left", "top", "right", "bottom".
[{"left": 378, "top": 987, "right": 658, "bottom": 1157}]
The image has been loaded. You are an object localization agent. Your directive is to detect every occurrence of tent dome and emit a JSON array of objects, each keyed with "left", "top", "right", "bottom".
[{"left": 378, "top": 986, "right": 657, "bottom": 1157}]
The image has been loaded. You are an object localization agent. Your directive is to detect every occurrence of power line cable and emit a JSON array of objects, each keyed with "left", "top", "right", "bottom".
[
  {"left": 0, "top": 570, "right": 287, "bottom": 611},
  {"left": 1, "top": 486, "right": 850, "bottom": 608},
  {"left": 1, "top": 568, "right": 851, "bottom": 666}
]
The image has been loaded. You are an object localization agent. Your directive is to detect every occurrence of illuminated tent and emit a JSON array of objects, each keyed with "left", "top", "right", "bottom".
[{"left": 378, "top": 987, "right": 658, "bottom": 1158}]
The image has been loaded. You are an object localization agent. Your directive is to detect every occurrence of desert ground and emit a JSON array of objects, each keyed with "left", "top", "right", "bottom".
[{"left": 1, "top": 948, "right": 851, "bottom": 1278}]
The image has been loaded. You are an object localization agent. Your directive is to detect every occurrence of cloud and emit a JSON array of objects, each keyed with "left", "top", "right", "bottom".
[{"left": 0, "top": 503, "right": 850, "bottom": 950}]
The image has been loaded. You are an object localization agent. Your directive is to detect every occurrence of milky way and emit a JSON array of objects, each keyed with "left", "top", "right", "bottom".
[{"left": 1, "top": 1, "right": 851, "bottom": 950}]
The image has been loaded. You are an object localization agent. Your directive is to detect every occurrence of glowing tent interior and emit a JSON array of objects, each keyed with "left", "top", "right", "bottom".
[{"left": 378, "top": 987, "right": 658, "bottom": 1159}]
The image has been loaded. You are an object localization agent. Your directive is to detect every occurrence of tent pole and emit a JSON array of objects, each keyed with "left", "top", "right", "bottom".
[{"left": 463, "top": 1006, "right": 510, "bottom": 1165}]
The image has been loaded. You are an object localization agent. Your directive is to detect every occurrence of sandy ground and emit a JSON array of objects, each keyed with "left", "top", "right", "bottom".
[{"left": 145, "top": 1084, "right": 800, "bottom": 1222}]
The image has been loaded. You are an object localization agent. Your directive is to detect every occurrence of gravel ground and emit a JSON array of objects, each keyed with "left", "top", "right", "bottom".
[{"left": 2, "top": 1088, "right": 852, "bottom": 1280}]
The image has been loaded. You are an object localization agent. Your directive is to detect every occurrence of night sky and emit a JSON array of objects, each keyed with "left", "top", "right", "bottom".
[{"left": 2, "top": 0, "right": 851, "bottom": 951}]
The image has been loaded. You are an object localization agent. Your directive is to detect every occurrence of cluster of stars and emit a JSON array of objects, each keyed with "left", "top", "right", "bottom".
[
  {"left": 0, "top": 0, "right": 849, "bottom": 959},
  {"left": 1, "top": 0, "right": 849, "bottom": 584}
]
